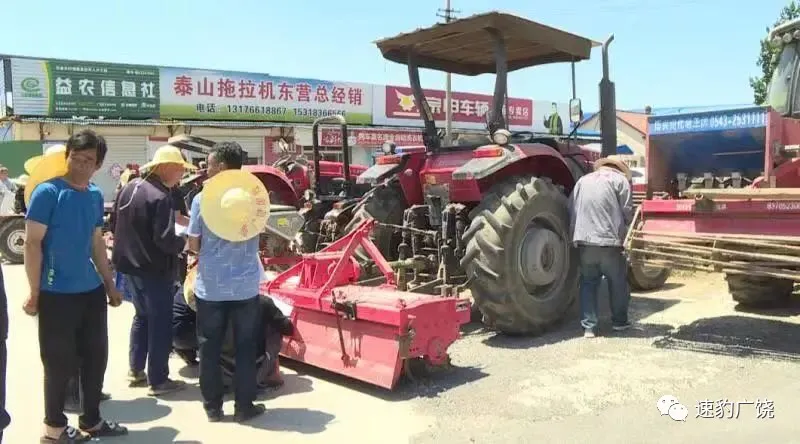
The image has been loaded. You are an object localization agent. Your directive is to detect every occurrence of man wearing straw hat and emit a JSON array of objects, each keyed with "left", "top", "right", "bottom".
[
  {"left": 111, "top": 144, "right": 196, "bottom": 397},
  {"left": 569, "top": 156, "right": 634, "bottom": 339},
  {"left": 186, "top": 141, "right": 269, "bottom": 423},
  {"left": 23, "top": 129, "right": 128, "bottom": 442}
]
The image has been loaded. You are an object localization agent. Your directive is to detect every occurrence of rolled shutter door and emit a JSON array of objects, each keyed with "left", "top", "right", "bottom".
[{"left": 97, "top": 136, "right": 147, "bottom": 202}]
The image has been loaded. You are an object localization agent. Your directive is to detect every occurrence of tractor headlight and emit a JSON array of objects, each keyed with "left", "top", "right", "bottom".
[
  {"left": 492, "top": 129, "right": 511, "bottom": 146},
  {"left": 382, "top": 140, "right": 396, "bottom": 154}
]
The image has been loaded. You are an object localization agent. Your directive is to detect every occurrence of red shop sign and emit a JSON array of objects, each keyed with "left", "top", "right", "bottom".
[
  {"left": 383, "top": 85, "right": 533, "bottom": 126},
  {"left": 319, "top": 128, "right": 424, "bottom": 147}
]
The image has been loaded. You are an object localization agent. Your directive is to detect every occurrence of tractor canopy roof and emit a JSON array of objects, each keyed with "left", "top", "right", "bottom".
[
  {"left": 770, "top": 17, "right": 800, "bottom": 41},
  {"left": 375, "top": 11, "right": 600, "bottom": 76}
]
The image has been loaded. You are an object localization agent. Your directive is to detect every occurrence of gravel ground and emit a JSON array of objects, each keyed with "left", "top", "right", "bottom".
[{"left": 4, "top": 265, "right": 800, "bottom": 443}]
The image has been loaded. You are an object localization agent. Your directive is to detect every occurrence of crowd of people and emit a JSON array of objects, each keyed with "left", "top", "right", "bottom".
[
  {"left": 17, "top": 129, "right": 293, "bottom": 443},
  {"left": 0, "top": 126, "right": 635, "bottom": 443}
]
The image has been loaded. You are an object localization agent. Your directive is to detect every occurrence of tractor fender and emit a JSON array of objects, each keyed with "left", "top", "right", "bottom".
[
  {"left": 452, "top": 143, "right": 578, "bottom": 192},
  {"left": 242, "top": 165, "right": 301, "bottom": 206}
]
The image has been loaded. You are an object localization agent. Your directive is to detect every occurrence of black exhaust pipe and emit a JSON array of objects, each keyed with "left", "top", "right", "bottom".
[{"left": 599, "top": 35, "right": 617, "bottom": 159}]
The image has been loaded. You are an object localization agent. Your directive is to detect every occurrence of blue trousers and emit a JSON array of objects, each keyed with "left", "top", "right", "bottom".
[
  {"left": 578, "top": 245, "right": 631, "bottom": 330},
  {"left": 124, "top": 275, "right": 176, "bottom": 387}
]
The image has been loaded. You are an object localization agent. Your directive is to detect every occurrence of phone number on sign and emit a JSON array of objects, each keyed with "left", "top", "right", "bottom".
[
  {"left": 226, "top": 105, "right": 288, "bottom": 115},
  {"left": 224, "top": 105, "right": 346, "bottom": 118}
]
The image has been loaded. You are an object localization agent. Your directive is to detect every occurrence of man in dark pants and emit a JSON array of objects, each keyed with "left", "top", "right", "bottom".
[
  {"left": 23, "top": 130, "right": 127, "bottom": 443},
  {"left": 187, "top": 142, "right": 267, "bottom": 423},
  {"left": 569, "top": 157, "right": 634, "bottom": 338},
  {"left": 112, "top": 145, "right": 195, "bottom": 396}
]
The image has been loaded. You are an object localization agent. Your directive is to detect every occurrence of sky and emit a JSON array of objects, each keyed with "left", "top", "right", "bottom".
[{"left": 0, "top": 0, "right": 793, "bottom": 111}]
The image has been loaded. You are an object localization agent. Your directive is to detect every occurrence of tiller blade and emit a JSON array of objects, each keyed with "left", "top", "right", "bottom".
[{"left": 262, "top": 219, "right": 470, "bottom": 390}]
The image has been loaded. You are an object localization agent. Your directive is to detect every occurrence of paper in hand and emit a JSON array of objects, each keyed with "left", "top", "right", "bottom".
[{"left": 175, "top": 223, "right": 188, "bottom": 237}]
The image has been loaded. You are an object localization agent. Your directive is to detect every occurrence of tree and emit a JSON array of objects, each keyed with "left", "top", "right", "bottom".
[{"left": 750, "top": 1, "right": 800, "bottom": 105}]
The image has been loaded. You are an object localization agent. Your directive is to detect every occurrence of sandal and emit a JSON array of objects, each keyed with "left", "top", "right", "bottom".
[
  {"left": 40, "top": 426, "right": 90, "bottom": 443},
  {"left": 80, "top": 419, "right": 128, "bottom": 437}
]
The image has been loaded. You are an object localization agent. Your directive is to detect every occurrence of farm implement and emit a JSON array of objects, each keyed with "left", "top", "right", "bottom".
[{"left": 627, "top": 18, "right": 800, "bottom": 307}]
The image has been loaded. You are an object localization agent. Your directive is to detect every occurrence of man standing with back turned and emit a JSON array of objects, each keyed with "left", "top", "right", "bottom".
[
  {"left": 569, "top": 157, "right": 634, "bottom": 339},
  {"left": 187, "top": 142, "right": 267, "bottom": 423},
  {"left": 24, "top": 129, "right": 128, "bottom": 443}
]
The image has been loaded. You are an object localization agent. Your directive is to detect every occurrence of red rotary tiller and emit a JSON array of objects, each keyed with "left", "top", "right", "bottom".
[{"left": 263, "top": 219, "right": 471, "bottom": 389}]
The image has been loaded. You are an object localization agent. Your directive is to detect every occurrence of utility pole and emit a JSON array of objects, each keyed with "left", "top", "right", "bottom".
[{"left": 437, "top": 0, "right": 459, "bottom": 145}]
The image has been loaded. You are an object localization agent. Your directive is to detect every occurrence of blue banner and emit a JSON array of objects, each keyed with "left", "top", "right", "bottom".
[{"left": 648, "top": 107, "right": 767, "bottom": 136}]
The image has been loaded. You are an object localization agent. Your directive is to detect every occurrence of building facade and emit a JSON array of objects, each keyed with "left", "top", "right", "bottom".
[{"left": 0, "top": 55, "right": 573, "bottom": 201}]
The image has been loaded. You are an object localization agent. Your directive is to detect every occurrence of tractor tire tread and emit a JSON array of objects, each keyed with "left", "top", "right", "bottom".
[
  {"left": 725, "top": 274, "right": 794, "bottom": 307},
  {"left": 462, "top": 176, "right": 577, "bottom": 336}
]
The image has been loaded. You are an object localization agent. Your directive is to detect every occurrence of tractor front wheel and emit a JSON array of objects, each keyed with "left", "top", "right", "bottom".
[
  {"left": 726, "top": 274, "right": 794, "bottom": 308},
  {"left": 0, "top": 217, "right": 25, "bottom": 264},
  {"left": 462, "top": 176, "right": 578, "bottom": 335}
]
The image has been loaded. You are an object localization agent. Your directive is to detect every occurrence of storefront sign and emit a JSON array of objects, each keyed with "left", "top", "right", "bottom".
[
  {"left": 9, "top": 57, "right": 160, "bottom": 118},
  {"left": 373, "top": 85, "right": 534, "bottom": 130},
  {"left": 159, "top": 67, "right": 373, "bottom": 124},
  {"left": 319, "top": 128, "right": 424, "bottom": 146},
  {"left": 648, "top": 107, "right": 767, "bottom": 136},
  {"left": 0, "top": 59, "right": 6, "bottom": 117}
]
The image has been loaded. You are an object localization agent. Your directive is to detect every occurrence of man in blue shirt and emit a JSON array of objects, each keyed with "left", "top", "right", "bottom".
[
  {"left": 24, "top": 130, "right": 128, "bottom": 442},
  {"left": 187, "top": 142, "right": 265, "bottom": 423}
]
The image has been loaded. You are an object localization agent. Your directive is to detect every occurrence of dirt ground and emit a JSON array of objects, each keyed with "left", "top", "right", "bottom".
[{"left": 3, "top": 265, "right": 800, "bottom": 443}]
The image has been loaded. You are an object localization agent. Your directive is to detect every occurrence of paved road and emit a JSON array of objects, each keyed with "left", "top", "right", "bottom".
[{"left": 2, "top": 265, "right": 799, "bottom": 443}]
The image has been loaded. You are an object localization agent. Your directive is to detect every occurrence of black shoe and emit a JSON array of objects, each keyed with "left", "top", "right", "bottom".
[
  {"left": 127, "top": 370, "right": 147, "bottom": 388},
  {"left": 100, "top": 392, "right": 112, "bottom": 401},
  {"left": 205, "top": 407, "right": 223, "bottom": 423},
  {"left": 148, "top": 379, "right": 187, "bottom": 397},
  {"left": 175, "top": 349, "right": 199, "bottom": 366},
  {"left": 234, "top": 403, "right": 266, "bottom": 423}
]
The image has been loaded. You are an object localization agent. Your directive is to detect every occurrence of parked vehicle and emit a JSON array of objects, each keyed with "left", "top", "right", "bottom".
[{"left": 627, "top": 18, "right": 800, "bottom": 307}]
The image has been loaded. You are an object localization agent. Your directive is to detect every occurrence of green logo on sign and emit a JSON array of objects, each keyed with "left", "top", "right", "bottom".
[{"left": 20, "top": 77, "right": 43, "bottom": 98}]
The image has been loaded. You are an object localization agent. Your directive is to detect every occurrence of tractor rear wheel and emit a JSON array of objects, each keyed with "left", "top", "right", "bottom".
[
  {"left": 343, "top": 181, "right": 405, "bottom": 261},
  {"left": 0, "top": 217, "right": 25, "bottom": 264},
  {"left": 462, "top": 176, "right": 578, "bottom": 335},
  {"left": 628, "top": 263, "right": 671, "bottom": 291},
  {"left": 725, "top": 274, "right": 794, "bottom": 308}
]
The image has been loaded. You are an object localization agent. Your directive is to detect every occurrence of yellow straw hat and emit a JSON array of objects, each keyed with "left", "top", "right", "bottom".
[
  {"left": 24, "top": 144, "right": 66, "bottom": 175},
  {"left": 24, "top": 146, "right": 69, "bottom": 206},
  {"left": 594, "top": 156, "right": 632, "bottom": 182},
  {"left": 200, "top": 169, "right": 270, "bottom": 242},
  {"left": 140, "top": 145, "right": 197, "bottom": 172}
]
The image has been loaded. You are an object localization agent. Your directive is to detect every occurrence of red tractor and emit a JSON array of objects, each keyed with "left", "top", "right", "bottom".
[{"left": 321, "top": 11, "right": 621, "bottom": 335}]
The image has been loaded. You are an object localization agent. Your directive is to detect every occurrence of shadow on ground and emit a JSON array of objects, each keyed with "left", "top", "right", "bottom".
[
  {"left": 732, "top": 293, "right": 800, "bottom": 318},
  {"left": 280, "top": 358, "right": 488, "bottom": 402},
  {"left": 244, "top": 407, "right": 335, "bottom": 433},
  {"left": 115, "top": 426, "right": 201, "bottom": 443},
  {"left": 653, "top": 315, "right": 800, "bottom": 362},
  {"left": 479, "top": 294, "right": 679, "bottom": 350},
  {"left": 102, "top": 397, "right": 172, "bottom": 423}
]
